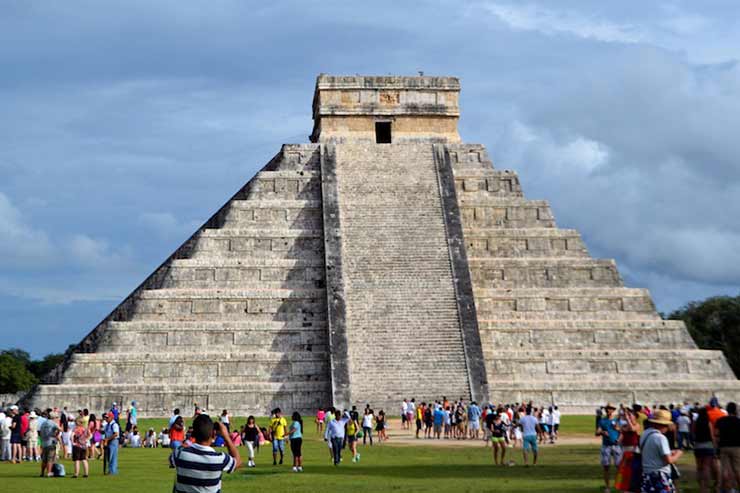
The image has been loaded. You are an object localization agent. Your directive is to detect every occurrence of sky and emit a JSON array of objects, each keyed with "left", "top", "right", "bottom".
[{"left": 1, "top": 1, "right": 739, "bottom": 358}]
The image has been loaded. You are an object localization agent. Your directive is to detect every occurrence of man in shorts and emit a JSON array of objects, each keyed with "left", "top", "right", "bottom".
[
  {"left": 519, "top": 407, "right": 539, "bottom": 466},
  {"left": 269, "top": 408, "right": 287, "bottom": 466},
  {"left": 468, "top": 402, "right": 482, "bottom": 440},
  {"left": 39, "top": 410, "right": 60, "bottom": 477},
  {"left": 596, "top": 403, "right": 622, "bottom": 493}
]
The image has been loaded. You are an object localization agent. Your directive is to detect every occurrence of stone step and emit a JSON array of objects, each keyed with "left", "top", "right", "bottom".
[
  {"left": 99, "top": 321, "right": 328, "bottom": 352},
  {"left": 237, "top": 170, "right": 321, "bottom": 201},
  {"left": 62, "top": 351, "right": 330, "bottom": 385},
  {"left": 485, "top": 348, "right": 732, "bottom": 380},
  {"left": 469, "top": 258, "right": 622, "bottom": 288},
  {"left": 454, "top": 170, "right": 523, "bottom": 197},
  {"left": 484, "top": 380, "right": 740, "bottom": 414},
  {"left": 129, "top": 288, "right": 326, "bottom": 321},
  {"left": 463, "top": 227, "right": 589, "bottom": 258},
  {"left": 219, "top": 200, "right": 322, "bottom": 228},
  {"left": 30, "top": 380, "right": 331, "bottom": 416},
  {"left": 474, "top": 287, "right": 658, "bottom": 319},
  {"left": 163, "top": 258, "right": 325, "bottom": 289},
  {"left": 478, "top": 319, "right": 694, "bottom": 349},
  {"left": 459, "top": 199, "right": 556, "bottom": 229}
]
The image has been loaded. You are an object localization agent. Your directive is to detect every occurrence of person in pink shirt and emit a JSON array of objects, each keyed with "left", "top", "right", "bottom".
[{"left": 316, "top": 408, "right": 326, "bottom": 434}]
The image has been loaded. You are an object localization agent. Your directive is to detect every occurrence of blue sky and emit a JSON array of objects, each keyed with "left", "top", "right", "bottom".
[{"left": 1, "top": 1, "right": 739, "bottom": 357}]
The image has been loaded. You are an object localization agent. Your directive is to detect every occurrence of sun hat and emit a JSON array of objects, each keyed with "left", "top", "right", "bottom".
[
  {"left": 647, "top": 409, "right": 673, "bottom": 426},
  {"left": 29, "top": 411, "right": 38, "bottom": 419},
  {"left": 605, "top": 402, "right": 617, "bottom": 410}
]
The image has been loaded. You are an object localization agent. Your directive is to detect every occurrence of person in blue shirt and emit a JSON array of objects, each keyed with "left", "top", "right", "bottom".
[
  {"left": 433, "top": 406, "right": 445, "bottom": 439},
  {"left": 102, "top": 413, "right": 120, "bottom": 475},
  {"left": 325, "top": 412, "right": 349, "bottom": 466},
  {"left": 468, "top": 402, "right": 482, "bottom": 439},
  {"left": 289, "top": 412, "right": 303, "bottom": 472},
  {"left": 596, "top": 403, "right": 622, "bottom": 493}
]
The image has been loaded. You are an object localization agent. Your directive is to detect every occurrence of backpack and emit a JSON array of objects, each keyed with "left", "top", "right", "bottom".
[{"left": 52, "top": 463, "right": 66, "bottom": 477}]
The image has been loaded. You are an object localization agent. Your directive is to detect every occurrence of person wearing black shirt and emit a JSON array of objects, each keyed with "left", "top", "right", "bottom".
[{"left": 716, "top": 401, "right": 740, "bottom": 491}]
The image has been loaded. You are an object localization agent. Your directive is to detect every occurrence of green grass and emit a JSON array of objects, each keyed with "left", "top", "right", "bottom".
[{"left": 0, "top": 416, "right": 704, "bottom": 492}]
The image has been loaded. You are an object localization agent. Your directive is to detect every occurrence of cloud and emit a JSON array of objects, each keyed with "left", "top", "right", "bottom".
[
  {"left": 0, "top": 192, "right": 54, "bottom": 268},
  {"left": 477, "top": 2, "right": 645, "bottom": 44}
]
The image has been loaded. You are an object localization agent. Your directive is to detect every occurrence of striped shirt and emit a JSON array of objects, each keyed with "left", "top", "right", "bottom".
[{"left": 171, "top": 443, "right": 236, "bottom": 493}]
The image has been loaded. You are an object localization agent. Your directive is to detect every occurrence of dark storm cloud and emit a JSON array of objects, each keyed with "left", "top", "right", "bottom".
[{"left": 0, "top": 1, "right": 738, "bottom": 356}]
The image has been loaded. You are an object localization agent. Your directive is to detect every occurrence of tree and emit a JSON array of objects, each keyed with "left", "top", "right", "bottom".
[
  {"left": 27, "top": 353, "right": 65, "bottom": 380},
  {"left": 0, "top": 353, "right": 37, "bottom": 393},
  {"left": 668, "top": 295, "right": 740, "bottom": 377}
]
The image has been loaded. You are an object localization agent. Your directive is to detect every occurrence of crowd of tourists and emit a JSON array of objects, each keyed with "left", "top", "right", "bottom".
[
  {"left": 1, "top": 395, "right": 739, "bottom": 493},
  {"left": 594, "top": 397, "right": 740, "bottom": 493}
]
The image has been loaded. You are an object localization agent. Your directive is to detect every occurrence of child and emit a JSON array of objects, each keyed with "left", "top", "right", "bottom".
[
  {"left": 316, "top": 408, "right": 325, "bottom": 434},
  {"left": 289, "top": 412, "right": 303, "bottom": 472}
]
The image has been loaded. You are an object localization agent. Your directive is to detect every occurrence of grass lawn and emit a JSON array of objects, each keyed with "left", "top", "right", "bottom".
[{"left": 0, "top": 415, "right": 704, "bottom": 492}]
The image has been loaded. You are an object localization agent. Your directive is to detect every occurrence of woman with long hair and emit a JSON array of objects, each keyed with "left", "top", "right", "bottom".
[
  {"left": 242, "top": 416, "right": 259, "bottom": 468},
  {"left": 87, "top": 414, "right": 101, "bottom": 460},
  {"left": 615, "top": 408, "right": 640, "bottom": 493},
  {"left": 289, "top": 412, "right": 303, "bottom": 472},
  {"left": 376, "top": 410, "right": 387, "bottom": 443},
  {"left": 692, "top": 407, "right": 719, "bottom": 493}
]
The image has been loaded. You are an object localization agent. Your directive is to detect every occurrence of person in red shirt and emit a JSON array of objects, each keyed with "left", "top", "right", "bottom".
[
  {"left": 707, "top": 397, "right": 728, "bottom": 426},
  {"left": 20, "top": 408, "right": 30, "bottom": 461}
]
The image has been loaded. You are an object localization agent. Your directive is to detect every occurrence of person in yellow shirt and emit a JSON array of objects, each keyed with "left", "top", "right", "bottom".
[{"left": 269, "top": 408, "right": 288, "bottom": 466}]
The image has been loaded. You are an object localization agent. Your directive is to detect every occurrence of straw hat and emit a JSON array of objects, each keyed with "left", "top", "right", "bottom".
[
  {"left": 647, "top": 409, "right": 673, "bottom": 426},
  {"left": 604, "top": 402, "right": 617, "bottom": 410}
]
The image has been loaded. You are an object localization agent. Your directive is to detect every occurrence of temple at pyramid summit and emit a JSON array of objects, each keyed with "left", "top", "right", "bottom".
[{"left": 26, "top": 74, "right": 740, "bottom": 415}]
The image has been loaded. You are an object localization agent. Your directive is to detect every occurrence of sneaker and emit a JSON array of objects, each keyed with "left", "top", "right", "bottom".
[
  {"left": 356, "top": 454, "right": 360, "bottom": 462},
  {"left": 352, "top": 456, "right": 356, "bottom": 463},
  {"left": 298, "top": 467, "right": 303, "bottom": 472},
  {"left": 292, "top": 466, "right": 297, "bottom": 472}
]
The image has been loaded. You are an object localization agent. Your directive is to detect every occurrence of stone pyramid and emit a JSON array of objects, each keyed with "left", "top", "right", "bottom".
[{"left": 27, "top": 75, "right": 739, "bottom": 415}]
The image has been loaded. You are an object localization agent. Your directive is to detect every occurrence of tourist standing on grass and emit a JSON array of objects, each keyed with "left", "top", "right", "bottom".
[
  {"left": 346, "top": 411, "right": 360, "bottom": 463},
  {"left": 615, "top": 408, "right": 641, "bottom": 493},
  {"left": 490, "top": 412, "right": 508, "bottom": 466},
  {"left": 126, "top": 401, "right": 137, "bottom": 434},
  {"left": 103, "top": 412, "right": 120, "bottom": 475},
  {"left": 715, "top": 401, "right": 740, "bottom": 492},
  {"left": 170, "top": 415, "right": 185, "bottom": 449},
  {"left": 327, "top": 411, "right": 349, "bottom": 466},
  {"left": 316, "top": 407, "right": 325, "bottom": 434},
  {"left": 639, "top": 410, "right": 683, "bottom": 493},
  {"left": 38, "top": 410, "right": 59, "bottom": 477},
  {"left": 220, "top": 409, "right": 230, "bottom": 432},
  {"left": 0, "top": 408, "right": 11, "bottom": 461},
  {"left": 72, "top": 416, "right": 90, "bottom": 478},
  {"left": 171, "top": 414, "right": 241, "bottom": 492},
  {"left": 242, "top": 416, "right": 259, "bottom": 468},
  {"left": 692, "top": 407, "right": 719, "bottom": 493},
  {"left": 676, "top": 411, "right": 691, "bottom": 450},
  {"left": 269, "top": 408, "right": 288, "bottom": 466},
  {"left": 597, "top": 403, "right": 623, "bottom": 493},
  {"left": 9, "top": 405, "right": 23, "bottom": 463},
  {"left": 26, "top": 411, "right": 39, "bottom": 461},
  {"left": 519, "top": 407, "right": 539, "bottom": 467},
  {"left": 362, "top": 408, "right": 374, "bottom": 445},
  {"left": 376, "top": 410, "right": 388, "bottom": 443},
  {"left": 289, "top": 412, "right": 304, "bottom": 472}
]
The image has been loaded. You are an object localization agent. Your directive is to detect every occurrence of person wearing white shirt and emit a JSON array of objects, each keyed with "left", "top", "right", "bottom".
[
  {"left": 552, "top": 406, "right": 561, "bottom": 440},
  {"left": 0, "top": 410, "right": 11, "bottom": 461}
]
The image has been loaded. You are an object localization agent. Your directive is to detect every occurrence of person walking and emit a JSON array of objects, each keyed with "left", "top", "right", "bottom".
[
  {"left": 490, "top": 412, "right": 509, "bottom": 466},
  {"left": 597, "top": 403, "right": 623, "bottom": 493},
  {"left": 102, "top": 413, "right": 120, "bottom": 475},
  {"left": 289, "top": 412, "right": 303, "bottom": 472},
  {"left": 639, "top": 409, "right": 683, "bottom": 493},
  {"left": 269, "top": 408, "right": 288, "bottom": 466},
  {"left": 72, "top": 416, "right": 90, "bottom": 478},
  {"left": 170, "top": 414, "right": 241, "bottom": 492},
  {"left": 346, "top": 411, "right": 360, "bottom": 462},
  {"left": 242, "top": 416, "right": 259, "bottom": 468},
  {"left": 519, "top": 407, "right": 540, "bottom": 467},
  {"left": 715, "top": 401, "right": 740, "bottom": 492},
  {"left": 376, "top": 410, "right": 388, "bottom": 443},
  {"left": 327, "top": 411, "right": 349, "bottom": 466}
]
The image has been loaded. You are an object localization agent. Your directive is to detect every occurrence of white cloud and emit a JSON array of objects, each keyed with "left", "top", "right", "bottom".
[
  {"left": 477, "top": 2, "right": 645, "bottom": 44},
  {"left": 0, "top": 192, "right": 54, "bottom": 268}
]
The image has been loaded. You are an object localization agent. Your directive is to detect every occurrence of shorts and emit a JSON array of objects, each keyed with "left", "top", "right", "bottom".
[
  {"left": 290, "top": 438, "right": 302, "bottom": 457},
  {"left": 491, "top": 436, "right": 505, "bottom": 444},
  {"left": 401, "top": 414, "right": 407, "bottom": 423},
  {"left": 720, "top": 446, "right": 740, "bottom": 472},
  {"left": 72, "top": 446, "right": 87, "bottom": 461},
  {"left": 42, "top": 446, "right": 56, "bottom": 464},
  {"left": 433, "top": 424, "right": 441, "bottom": 433},
  {"left": 347, "top": 434, "right": 357, "bottom": 444},
  {"left": 523, "top": 435, "right": 538, "bottom": 452},
  {"left": 272, "top": 438, "right": 285, "bottom": 453},
  {"left": 601, "top": 444, "right": 623, "bottom": 466},
  {"left": 416, "top": 419, "right": 422, "bottom": 431},
  {"left": 20, "top": 439, "right": 28, "bottom": 447},
  {"left": 694, "top": 441, "right": 716, "bottom": 458},
  {"left": 641, "top": 470, "right": 675, "bottom": 493},
  {"left": 469, "top": 421, "right": 480, "bottom": 430},
  {"left": 10, "top": 435, "right": 21, "bottom": 445},
  {"left": 406, "top": 412, "right": 413, "bottom": 422}
]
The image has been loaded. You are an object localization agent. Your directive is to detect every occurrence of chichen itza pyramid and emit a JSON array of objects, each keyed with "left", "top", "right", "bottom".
[{"left": 27, "top": 75, "right": 740, "bottom": 414}]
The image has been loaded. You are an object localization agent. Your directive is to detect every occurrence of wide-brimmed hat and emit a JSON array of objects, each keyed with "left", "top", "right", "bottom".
[
  {"left": 605, "top": 402, "right": 617, "bottom": 410},
  {"left": 29, "top": 411, "right": 38, "bottom": 419},
  {"left": 647, "top": 409, "right": 673, "bottom": 426}
]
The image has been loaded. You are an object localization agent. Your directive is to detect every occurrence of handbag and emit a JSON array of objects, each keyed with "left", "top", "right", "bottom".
[{"left": 670, "top": 463, "right": 681, "bottom": 480}]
